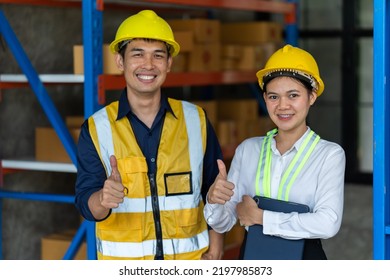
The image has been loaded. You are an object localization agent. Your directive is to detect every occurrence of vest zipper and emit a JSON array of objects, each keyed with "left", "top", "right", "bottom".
[{"left": 149, "top": 173, "right": 164, "bottom": 259}]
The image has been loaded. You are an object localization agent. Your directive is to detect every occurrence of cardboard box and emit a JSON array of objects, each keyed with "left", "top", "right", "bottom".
[
  {"left": 168, "top": 19, "right": 221, "bottom": 43},
  {"left": 171, "top": 53, "right": 188, "bottom": 73},
  {"left": 35, "top": 127, "right": 80, "bottom": 163},
  {"left": 192, "top": 100, "right": 218, "bottom": 128},
  {"left": 41, "top": 230, "right": 86, "bottom": 260},
  {"left": 217, "top": 120, "right": 237, "bottom": 147},
  {"left": 174, "top": 31, "right": 194, "bottom": 52},
  {"left": 221, "top": 45, "right": 241, "bottom": 59},
  {"left": 221, "top": 58, "right": 239, "bottom": 71},
  {"left": 73, "top": 44, "right": 121, "bottom": 75},
  {"left": 236, "top": 45, "right": 263, "bottom": 71},
  {"left": 218, "top": 99, "right": 259, "bottom": 121},
  {"left": 235, "top": 117, "right": 275, "bottom": 143},
  {"left": 65, "top": 116, "right": 85, "bottom": 128},
  {"left": 257, "top": 42, "right": 283, "bottom": 66},
  {"left": 221, "top": 21, "right": 283, "bottom": 44},
  {"left": 188, "top": 43, "right": 221, "bottom": 72}
]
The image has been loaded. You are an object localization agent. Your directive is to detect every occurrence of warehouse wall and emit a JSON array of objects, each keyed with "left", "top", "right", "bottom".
[{"left": 0, "top": 4, "right": 134, "bottom": 259}]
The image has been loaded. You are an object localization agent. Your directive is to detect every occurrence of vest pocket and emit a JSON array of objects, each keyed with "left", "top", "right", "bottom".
[
  {"left": 174, "top": 207, "right": 202, "bottom": 238},
  {"left": 117, "top": 156, "right": 148, "bottom": 198},
  {"left": 97, "top": 212, "right": 143, "bottom": 242}
]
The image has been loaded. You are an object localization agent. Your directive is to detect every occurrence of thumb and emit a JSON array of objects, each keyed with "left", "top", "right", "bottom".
[
  {"left": 109, "top": 155, "right": 122, "bottom": 183},
  {"left": 216, "top": 159, "right": 227, "bottom": 180}
]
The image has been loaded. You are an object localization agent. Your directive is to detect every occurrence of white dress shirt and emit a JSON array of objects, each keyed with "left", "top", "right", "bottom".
[{"left": 204, "top": 127, "right": 346, "bottom": 240}]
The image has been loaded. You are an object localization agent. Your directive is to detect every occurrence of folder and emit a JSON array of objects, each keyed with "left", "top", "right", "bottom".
[{"left": 242, "top": 196, "right": 310, "bottom": 260}]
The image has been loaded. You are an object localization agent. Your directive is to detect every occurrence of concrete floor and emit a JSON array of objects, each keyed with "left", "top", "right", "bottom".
[{"left": 322, "top": 183, "right": 373, "bottom": 260}]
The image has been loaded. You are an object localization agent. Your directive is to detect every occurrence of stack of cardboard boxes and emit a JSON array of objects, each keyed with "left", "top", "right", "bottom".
[
  {"left": 167, "top": 18, "right": 221, "bottom": 72},
  {"left": 72, "top": 18, "right": 283, "bottom": 74},
  {"left": 220, "top": 21, "right": 283, "bottom": 71}
]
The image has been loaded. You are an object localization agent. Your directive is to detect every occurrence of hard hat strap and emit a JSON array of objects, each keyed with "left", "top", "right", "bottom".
[{"left": 118, "top": 40, "right": 131, "bottom": 52}]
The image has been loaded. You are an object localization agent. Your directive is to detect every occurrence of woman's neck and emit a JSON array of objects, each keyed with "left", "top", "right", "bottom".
[{"left": 275, "top": 126, "right": 308, "bottom": 155}]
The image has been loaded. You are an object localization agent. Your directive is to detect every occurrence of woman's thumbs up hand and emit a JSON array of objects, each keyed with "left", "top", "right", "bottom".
[{"left": 207, "top": 159, "right": 235, "bottom": 205}]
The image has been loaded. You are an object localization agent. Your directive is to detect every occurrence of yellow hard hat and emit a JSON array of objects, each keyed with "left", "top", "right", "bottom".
[
  {"left": 109, "top": 10, "right": 180, "bottom": 57},
  {"left": 256, "top": 44, "right": 325, "bottom": 96}
]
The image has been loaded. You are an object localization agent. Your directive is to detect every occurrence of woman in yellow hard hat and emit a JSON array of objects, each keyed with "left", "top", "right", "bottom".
[
  {"left": 75, "top": 10, "right": 224, "bottom": 260},
  {"left": 204, "top": 44, "right": 346, "bottom": 259}
]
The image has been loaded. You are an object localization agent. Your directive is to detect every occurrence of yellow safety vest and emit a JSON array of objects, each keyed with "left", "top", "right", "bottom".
[{"left": 88, "top": 98, "right": 209, "bottom": 260}]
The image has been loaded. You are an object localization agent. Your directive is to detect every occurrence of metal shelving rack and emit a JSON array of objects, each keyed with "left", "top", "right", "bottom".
[
  {"left": 373, "top": 0, "right": 390, "bottom": 260},
  {"left": 0, "top": 0, "right": 297, "bottom": 259}
]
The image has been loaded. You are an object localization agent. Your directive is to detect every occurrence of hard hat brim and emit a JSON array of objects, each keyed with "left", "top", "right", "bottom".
[
  {"left": 256, "top": 68, "right": 324, "bottom": 96},
  {"left": 109, "top": 37, "right": 180, "bottom": 57}
]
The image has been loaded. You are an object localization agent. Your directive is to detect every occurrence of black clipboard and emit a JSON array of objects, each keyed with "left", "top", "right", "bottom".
[{"left": 242, "top": 196, "right": 310, "bottom": 260}]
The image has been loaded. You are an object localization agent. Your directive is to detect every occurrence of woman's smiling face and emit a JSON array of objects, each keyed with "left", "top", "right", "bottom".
[{"left": 263, "top": 76, "right": 317, "bottom": 134}]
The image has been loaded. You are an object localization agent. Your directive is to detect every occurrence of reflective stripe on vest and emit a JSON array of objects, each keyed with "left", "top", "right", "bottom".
[
  {"left": 255, "top": 129, "right": 320, "bottom": 201},
  {"left": 89, "top": 99, "right": 209, "bottom": 259},
  {"left": 97, "top": 228, "right": 209, "bottom": 259}
]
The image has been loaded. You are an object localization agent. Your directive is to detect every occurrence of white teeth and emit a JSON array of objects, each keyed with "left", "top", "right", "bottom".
[
  {"left": 279, "top": 114, "right": 292, "bottom": 118},
  {"left": 138, "top": 75, "right": 154, "bottom": 80}
]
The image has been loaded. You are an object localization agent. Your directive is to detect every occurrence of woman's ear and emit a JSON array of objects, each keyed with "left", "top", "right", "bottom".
[
  {"left": 309, "top": 91, "right": 318, "bottom": 106},
  {"left": 115, "top": 53, "right": 124, "bottom": 71}
]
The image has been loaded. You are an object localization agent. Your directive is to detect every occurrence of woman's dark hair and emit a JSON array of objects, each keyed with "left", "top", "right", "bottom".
[{"left": 263, "top": 71, "right": 314, "bottom": 94}]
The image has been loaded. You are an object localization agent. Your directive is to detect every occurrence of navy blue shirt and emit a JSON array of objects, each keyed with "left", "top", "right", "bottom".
[{"left": 75, "top": 90, "right": 223, "bottom": 221}]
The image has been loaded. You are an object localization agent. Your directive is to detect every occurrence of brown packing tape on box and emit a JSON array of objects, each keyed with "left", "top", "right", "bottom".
[{"left": 188, "top": 43, "right": 221, "bottom": 72}]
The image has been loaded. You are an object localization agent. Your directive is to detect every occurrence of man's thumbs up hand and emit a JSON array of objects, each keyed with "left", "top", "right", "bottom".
[
  {"left": 100, "top": 155, "right": 126, "bottom": 209},
  {"left": 207, "top": 159, "right": 235, "bottom": 205},
  {"left": 109, "top": 155, "right": 122, "bottom": 183}
]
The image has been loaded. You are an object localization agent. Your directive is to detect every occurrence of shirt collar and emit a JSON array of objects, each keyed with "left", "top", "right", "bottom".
[
  {"left": 116, "top": 89, "right": 176, "bottom": 120},
  {"left": 271, "top": 127, "right": 312, "bottom": 154},
  {"left": 293, "top": 127, "right": 312, "bottom": 150}
]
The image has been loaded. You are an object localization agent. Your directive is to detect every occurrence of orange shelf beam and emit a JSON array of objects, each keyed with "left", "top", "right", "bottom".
[
  {"left": 1, "top": 0, "right": 293, "bottom": 14},
  {"left": 98, "top": 70, "right": 258, "bottom": 104},
  {"left": 100, "top": 70, "right": 258, "bottom": 89},
  {"left": 0, "top": 0, "right": 81, "bottom": 7},
  {"left": 141, "top": 0, "right": 293, "bottom": 13}
]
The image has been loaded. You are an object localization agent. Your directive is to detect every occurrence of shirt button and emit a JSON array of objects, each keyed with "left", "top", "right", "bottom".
[{"left": 151, "top": 158, "right": 155, "bottom": 163}]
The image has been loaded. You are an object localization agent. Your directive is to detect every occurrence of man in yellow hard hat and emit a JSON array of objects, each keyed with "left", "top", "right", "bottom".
[{"left": 75, "top": 10, "right": 224, "bottom": 260}]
